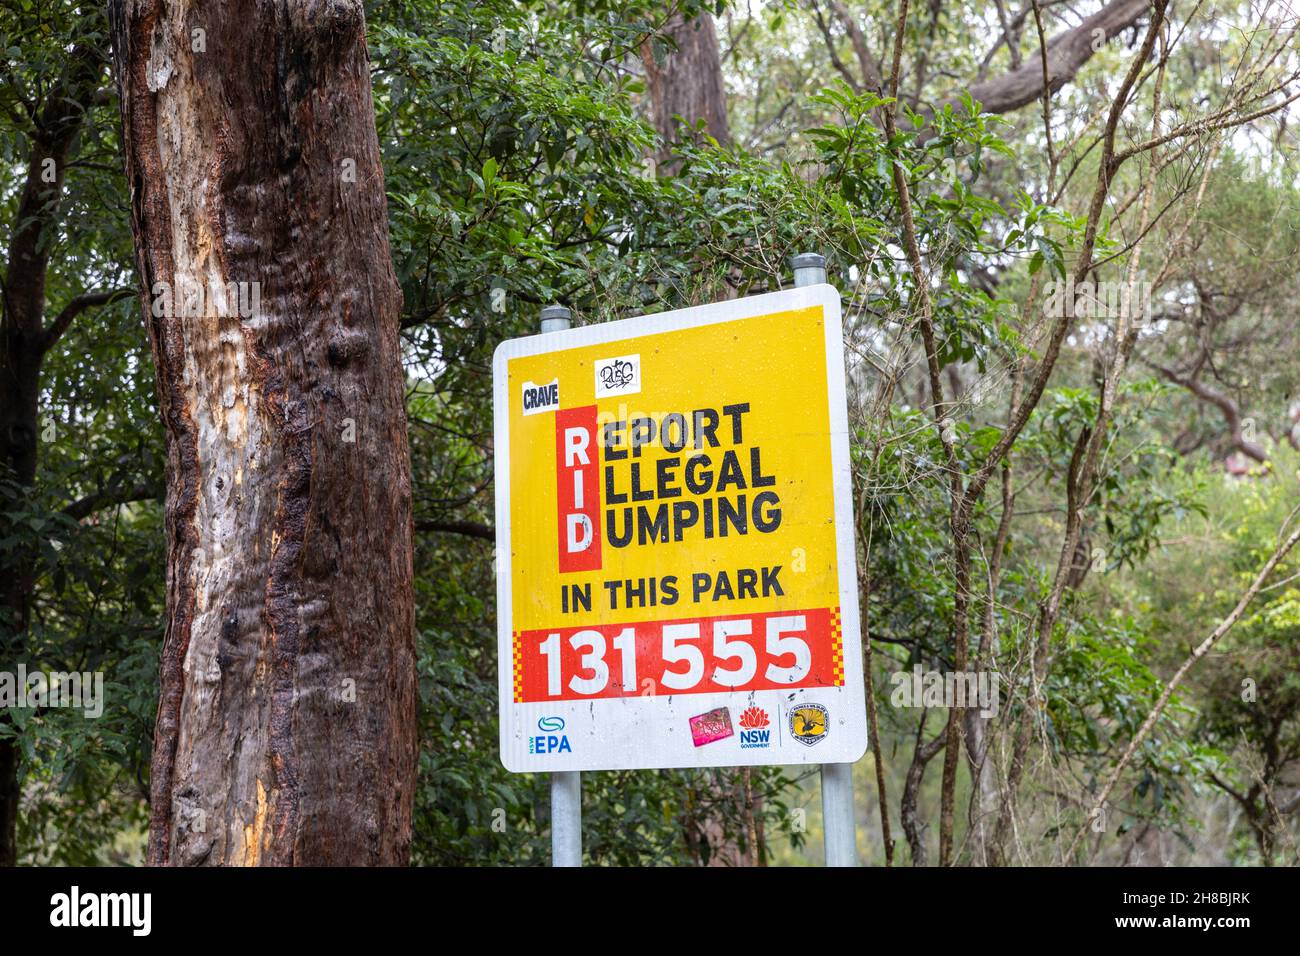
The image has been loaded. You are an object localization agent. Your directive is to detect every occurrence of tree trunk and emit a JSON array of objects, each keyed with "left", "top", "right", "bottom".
[
  {"left": 0, "top": 291, "right": 39, "bottom": 866},
  {"left": 641, "top": 11, "right": 731, "bottom": 169},
  {"left": 110, "top": 0, "right": 416, "bottom": 866},
  {"left": 962, "top": 709, "right": 999, "bottom": 865}
]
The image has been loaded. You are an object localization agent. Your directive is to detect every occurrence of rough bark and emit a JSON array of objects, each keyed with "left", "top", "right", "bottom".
[
  {"left": 641, "top": 11, "right": 731, "bottom": 168},
  {"left": 110, "top": 0, "right": 416, "bottom": 866}
]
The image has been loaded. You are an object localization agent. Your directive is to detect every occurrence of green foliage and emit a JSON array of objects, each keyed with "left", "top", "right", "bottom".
[
  {"left": 1044, "top": 614, "right": 1216, "bottom": 841},
  {"left": 6, "top": 0, "right": 1298, "bottom": 868},
  {"left": 1131, "top": 451, "right": 1300, "bottom": 861}
]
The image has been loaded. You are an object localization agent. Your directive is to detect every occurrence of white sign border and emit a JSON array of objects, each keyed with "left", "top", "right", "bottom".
[{"left": 492, "top": 284, "right": 865, "bottom": 772}]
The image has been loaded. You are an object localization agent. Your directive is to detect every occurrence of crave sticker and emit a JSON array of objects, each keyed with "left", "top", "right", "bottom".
[{"left": 494, "top": 285, "right": 867, "bottom": 772}]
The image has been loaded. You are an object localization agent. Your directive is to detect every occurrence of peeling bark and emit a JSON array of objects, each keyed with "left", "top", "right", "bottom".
[{"left": 110, "top": 0, "right": 416, "bottom": 866}]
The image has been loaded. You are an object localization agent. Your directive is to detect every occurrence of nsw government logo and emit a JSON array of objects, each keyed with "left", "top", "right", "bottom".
[
  {"left": 738, "top": 706, "right": 772, "bottom": 749},
  {"left": 529, "top": 716, "right": 571, "bottom": 754}
]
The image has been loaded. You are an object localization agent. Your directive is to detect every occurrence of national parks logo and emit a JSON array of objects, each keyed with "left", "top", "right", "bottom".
[{"left": 788, "top": 703, "right": 828, "bottom": 746}]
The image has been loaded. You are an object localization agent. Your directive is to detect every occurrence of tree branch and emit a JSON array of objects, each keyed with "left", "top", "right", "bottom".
[
  {"left": 62, "top": 479, "right": 160, "bottom": 521},
  {"left": 1148, "top": 360, "right": 1268, "bottom": 462},
  {"left": 829, "top": 0, "right": 884, "bottom": 92},
  {"left": 414, "top": 517, "right": 495, "bottom": 541},
  {"left": 951, "top": 0, "right": 1152, "bottom": 116},
  {"left": 811, "top": 2, "right": 862, "bottom": 93},
  {"left": 41, "top": 288, "right": 134, "bottom": 352}
]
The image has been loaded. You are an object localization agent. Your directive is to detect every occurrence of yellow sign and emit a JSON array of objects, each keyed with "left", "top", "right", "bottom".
[{"left": 494, "top": 286, "right": 865, "bottom": 771}]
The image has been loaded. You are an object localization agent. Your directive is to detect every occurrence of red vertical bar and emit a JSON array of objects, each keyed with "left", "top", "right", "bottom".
[{"left": 556, "top": 404, "right": 602, "bottom": 573}]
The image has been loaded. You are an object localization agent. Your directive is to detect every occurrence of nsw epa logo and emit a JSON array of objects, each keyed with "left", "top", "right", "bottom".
[
  {"left": 738, "top": 706, "right": 771, "bottom": 749},
  {"left": 529, "top": 716, "right": 571, "bottom": 754}
]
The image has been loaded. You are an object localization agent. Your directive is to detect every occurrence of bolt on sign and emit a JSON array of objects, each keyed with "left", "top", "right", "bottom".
[{"left": 494, "top": 286, "right": 867, "bottom": 771}]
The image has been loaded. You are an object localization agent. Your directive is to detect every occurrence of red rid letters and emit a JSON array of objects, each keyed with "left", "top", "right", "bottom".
[{"left": 556, "top": 405, "right": 602, "bottom": 572}]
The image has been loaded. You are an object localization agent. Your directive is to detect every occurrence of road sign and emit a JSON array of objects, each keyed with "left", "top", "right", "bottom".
[{"left": 494, "top": 284, "right": 866, "bottom": 772}]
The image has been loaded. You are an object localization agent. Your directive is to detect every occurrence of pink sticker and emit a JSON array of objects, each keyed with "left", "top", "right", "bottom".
[{"left": 689, "top": 707, "right": 734, "bottom": 747}]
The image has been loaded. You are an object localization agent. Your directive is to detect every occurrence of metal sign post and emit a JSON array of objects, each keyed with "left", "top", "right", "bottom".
[
  {"left": 539, "top": 304, "right": 584, "bottom": 867},
  {"left": 791, "top": 253, "right": 859, "bottom": 868},
  {"left": 550, "top": 769, "right": 582, "bottom": 867}
]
